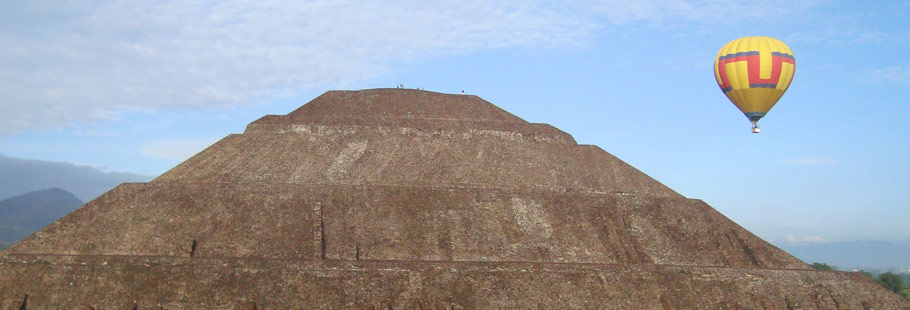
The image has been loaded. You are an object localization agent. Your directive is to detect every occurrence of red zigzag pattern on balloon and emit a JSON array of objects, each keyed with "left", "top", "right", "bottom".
[{"left": 717, "top": 51, "right": 795, "bottom": 93}]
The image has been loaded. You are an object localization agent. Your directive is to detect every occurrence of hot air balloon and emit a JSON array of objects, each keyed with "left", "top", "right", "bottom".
[{"left": 714, "top": 36, "right": 795, "bottom": 133}]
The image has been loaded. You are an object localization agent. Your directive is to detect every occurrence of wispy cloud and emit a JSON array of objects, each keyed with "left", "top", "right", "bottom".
[
  {"left": 863, "top": 64, "right": 910, "bottom": 85},
  {"left": 140, "top": 138, "right": 217, "bottom": 162},
  {"left": 0, "top": 1, "right": 598, "bottom": 134},
  {"left": 573, "top": 0, "right": 818, "bottom": 25},
  {"left": 0, "top": 0, "right": 817, "bottom": 134},
  {"left": 785, "top": 158, "right": 838, "bottom": 165},
  {"left": 784, "top": 234, "right": 831, "bottom": 244}
]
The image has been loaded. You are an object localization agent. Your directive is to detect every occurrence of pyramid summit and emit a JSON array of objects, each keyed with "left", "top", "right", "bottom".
[{"left": 1, "top": 88, "right": 907, "bottom": 309}]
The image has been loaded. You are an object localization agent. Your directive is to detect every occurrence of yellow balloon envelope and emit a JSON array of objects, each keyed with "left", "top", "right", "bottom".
[{"left": 714, "top": 36, "right": 795, "bottom": 133}]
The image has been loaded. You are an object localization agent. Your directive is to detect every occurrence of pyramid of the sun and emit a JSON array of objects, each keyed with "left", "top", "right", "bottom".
[{"left": 1, "top": 89, "right": 907, "bottom": 309}]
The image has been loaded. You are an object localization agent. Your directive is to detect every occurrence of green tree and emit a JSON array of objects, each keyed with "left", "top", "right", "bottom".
[
  {"left": 877, "top": 272, "right": 908, "bottom": 299},
  {"left": 810, "top": 262, "right": 836, "bottom": 271}
]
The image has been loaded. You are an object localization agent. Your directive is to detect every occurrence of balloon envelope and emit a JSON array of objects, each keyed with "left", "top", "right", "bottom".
[{"left": 714, "top": 36, "right": 795, "bottom": 130}]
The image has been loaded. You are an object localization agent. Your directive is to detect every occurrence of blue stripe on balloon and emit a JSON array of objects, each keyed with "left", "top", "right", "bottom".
[
  {"left": 718, "top": 51, "right": 759, "bottom": 61},
  {"left": 771, "top": 52, "right": 795, "bottom": 60},
  {"left": 720, "top": 51, "right": 795, "bottom": 61}
]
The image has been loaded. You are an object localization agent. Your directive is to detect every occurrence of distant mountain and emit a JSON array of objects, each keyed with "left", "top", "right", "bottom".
[
  {"left": 0, "top": 188, "right": 83, "bottom": 248},
  {"left": 0, "top": 154, "right": 152, "bottom": 202},
  {"left": 778, "top": 241, "right": 910, "bottom": 270}
]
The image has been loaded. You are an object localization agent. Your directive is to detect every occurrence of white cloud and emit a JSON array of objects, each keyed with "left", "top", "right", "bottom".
[
  {"left": 0, "top": 1, "right": 597, "bottom": 134},
  {"left": 140, "top": 138, "right": 217, "bottom": 161},
  {"left": 0, "top": 0, "right": 817, "bottom": 134},
  {"left": 572, "top": 0, "right": 817, "bottom": 25},
  {"left": 785, "top": 158, "right": 838, "bottom": 165},
  {"left": 784, "top": 234, "right": 831, "bottom": 244},
  {"left": 864, "top": 65, "right": 910, "bottom": 85}
]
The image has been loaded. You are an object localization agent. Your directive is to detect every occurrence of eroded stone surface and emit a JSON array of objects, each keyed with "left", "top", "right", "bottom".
[
  {"left": 1, "top": 255, "right": 907, "bottom": 309},
  {"left": 6, "top": 183, "right": 801, "bottom": 269}
]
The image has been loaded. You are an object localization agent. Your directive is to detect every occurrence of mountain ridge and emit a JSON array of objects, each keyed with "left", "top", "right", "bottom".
[
  {"left": 0, "top": 154, "right": 152, "bottom": 202},
  {"left": 0, "top": 187, "right": 82, "bottom": 248}
]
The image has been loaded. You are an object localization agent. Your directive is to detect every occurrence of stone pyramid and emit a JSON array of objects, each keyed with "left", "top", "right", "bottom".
[{"left": 1, "top": 89, "right": 907, "bottom": 309}]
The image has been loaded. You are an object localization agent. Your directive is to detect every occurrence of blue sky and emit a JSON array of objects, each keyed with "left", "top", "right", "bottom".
[{"left": 1, "top": 1, "right": 908, "bottom": 247}]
